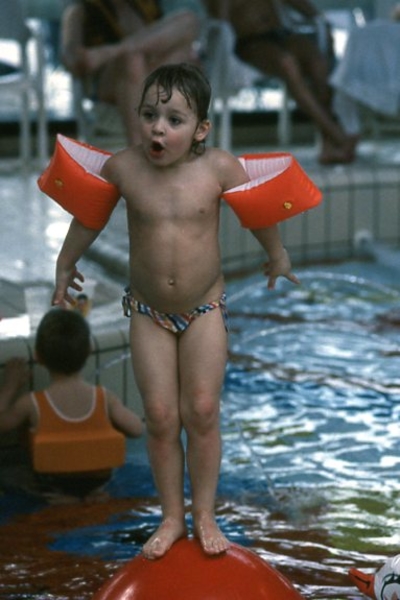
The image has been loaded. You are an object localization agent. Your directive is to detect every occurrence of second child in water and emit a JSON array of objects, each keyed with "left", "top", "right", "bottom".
[{"left": 53, "top": 62, "right": 300, "bottom": 559}]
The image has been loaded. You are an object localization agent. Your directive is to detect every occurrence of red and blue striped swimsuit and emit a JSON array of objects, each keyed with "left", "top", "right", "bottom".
[{"left": 122, "top": 288, "right": 228, "bottom": 335}]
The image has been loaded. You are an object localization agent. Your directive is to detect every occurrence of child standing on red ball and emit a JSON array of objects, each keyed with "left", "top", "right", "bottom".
[{"left": 52, "top": 63, "right": 299, "bottom": 559}]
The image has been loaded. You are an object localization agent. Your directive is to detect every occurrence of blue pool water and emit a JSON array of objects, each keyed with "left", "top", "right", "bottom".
[
  {"left": 225, "top": 264, "right": 400, "bottom": 491},
  {"left": 1, "top": 257, "right": 400, "bottom": 598}
]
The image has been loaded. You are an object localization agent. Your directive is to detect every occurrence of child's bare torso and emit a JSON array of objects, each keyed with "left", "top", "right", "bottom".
[{"left": 103, "top": 146, "right": 246, "bottom": 313}]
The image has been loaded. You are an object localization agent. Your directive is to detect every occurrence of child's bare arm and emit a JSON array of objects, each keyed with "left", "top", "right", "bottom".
[
  {"left": 107, "top": 393, "right": 145, "bottom": 438},
  {"left": 218, "top": 150, "right": 249, "bottom": 192},
  {"left": 0, "top": 358, "right": 28, "bottom": 410},
  {"left": 0, "top": 359, "right": 31, "bottom": 432},
  {"left": 0, "top": 396, "right": 32, "bottom": 432},
  {"left": 217, "top": 151, "right": 300, "bottom": 287},
  {"left": 53, "top": 218, "right": 100, "bottom": 307},
  {"left": 251, "top": 225, "right": 300, "bottom": 289}
]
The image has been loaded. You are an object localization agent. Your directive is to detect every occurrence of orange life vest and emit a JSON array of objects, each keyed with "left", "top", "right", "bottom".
[{"left": 30, "top": 386, "right": 126, "bottom": 474}]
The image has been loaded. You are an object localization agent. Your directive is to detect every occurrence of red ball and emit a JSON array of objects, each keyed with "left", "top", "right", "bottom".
[{"left": 92, "top": 538, "right": 305, "bottom": 600}]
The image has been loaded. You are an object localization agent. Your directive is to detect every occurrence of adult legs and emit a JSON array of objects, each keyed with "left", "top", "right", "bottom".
[
  {"left": 98, "top": 43, "right": 199, "bottom": 145},
  {"left": 332, "top": 89, "right": 362, "bottom": 136},
  {"left": 99, "top": 54, "right": 147, "bottom": 145},
  {"left": 97, "top": 12, "right": 200, "bottom": 145},
  {"left": 288, "top": 34, "right": 359, "bottom": 162},
  {"left": 236, "top": 36, "right": 357, "bottom": 163}
]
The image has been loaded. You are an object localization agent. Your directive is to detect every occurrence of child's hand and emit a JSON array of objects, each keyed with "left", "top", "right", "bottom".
[
  {"left": 263, "top": 249, "right": 300, "bottom": 290},
  {"left": 53, "top": 263, "right": 84, "bottom": 308},
  {"left": 2, "top": 358, "right": 29, "bottom": 399}
]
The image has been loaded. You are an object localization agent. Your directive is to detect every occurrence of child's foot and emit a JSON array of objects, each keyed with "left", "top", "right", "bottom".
[
  {"left": 142, "top": 517, "right": 187, "bottom": 560},
  {"left": 193, "top": 512, "right": 230, "bottom": 555}
]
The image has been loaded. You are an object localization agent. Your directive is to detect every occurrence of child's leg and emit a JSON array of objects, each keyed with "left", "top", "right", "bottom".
[
  {"left": 178, "top": 308, "right": 229, "bottom": 555},
  {"left": 129, "top": 315, "right": 187, "bottom": 559}
]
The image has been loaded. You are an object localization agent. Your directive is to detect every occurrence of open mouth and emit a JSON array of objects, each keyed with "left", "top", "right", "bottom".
[{"left": 151, "top": 141, "right": 164, "bottom": 154}]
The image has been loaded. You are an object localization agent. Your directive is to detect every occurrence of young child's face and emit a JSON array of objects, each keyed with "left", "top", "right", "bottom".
[{"left": 138, "top": 84, "right": 209, "bottom": 166}]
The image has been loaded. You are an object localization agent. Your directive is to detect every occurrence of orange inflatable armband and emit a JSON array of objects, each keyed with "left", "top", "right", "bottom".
[
  {"left": 37, "top": 134, "right": 120, "bottom": 230},
  {"left": 222, "top": 152, "right": 322, "bottom": 229}
]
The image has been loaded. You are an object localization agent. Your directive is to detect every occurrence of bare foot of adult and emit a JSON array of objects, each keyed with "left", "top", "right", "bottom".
[
  {"left": 193, "top": 512, "right": 230, "bottom": 555},
  {"left": 319, "top": 135, "right": 359, "bottom": 165},
  {"left": 142, "top": 517, "right": 187, "bottom": 560}
]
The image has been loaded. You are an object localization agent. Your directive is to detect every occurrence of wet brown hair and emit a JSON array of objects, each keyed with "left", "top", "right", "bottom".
[
  {"left": 138, "top": 63, "right": 211, "bottom": 153},
  {"left": 35, "top": 308, "right": 91, "bottom": 375}
]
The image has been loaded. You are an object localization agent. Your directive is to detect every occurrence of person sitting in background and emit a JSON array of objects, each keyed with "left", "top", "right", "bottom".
[
  {"left": 204, "top": 0, "right": 357, "bottom": 165},
  {"left": 393, "top": 3, "right": 400, "bottom": 21},
  {"left": 61, "top": 0, "right": 206, "bottom": 144},
  {"left": 330, "top": 4, "right": 400, "bottom": 144},
  {"left": 0, "top": 308, "right": 143, "bottom": 503}
]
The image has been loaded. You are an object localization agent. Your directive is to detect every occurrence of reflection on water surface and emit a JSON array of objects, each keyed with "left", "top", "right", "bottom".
[{"left": 1, "top": 260, "right": 400, "bottom": 599}]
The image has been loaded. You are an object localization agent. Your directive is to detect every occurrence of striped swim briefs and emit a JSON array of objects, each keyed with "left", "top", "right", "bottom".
[{"left": 122, "top": 287, "right": 228, "bottom": 335}]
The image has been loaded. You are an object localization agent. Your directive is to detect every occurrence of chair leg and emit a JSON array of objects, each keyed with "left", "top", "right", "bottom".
[
  {"left": 219, "top": 98, "right": 232, "bottom": 152},
  {"left": 73, "top": 78, "right": 92, "bottom": 142},
  {"left": 208, "top": 96, "right": 217, "bottom": 147},
  {"left": 35, "top": 28, "right": 48, "bottom": 167},
  {"left": 37, "top": 103, "right": 48, "bottom": 168},
  {"left": 21, "top": 87, "right": 31, "bottom": 166},
  {"left": 277, "top": 82, "right": 292, "bottom": 146}
]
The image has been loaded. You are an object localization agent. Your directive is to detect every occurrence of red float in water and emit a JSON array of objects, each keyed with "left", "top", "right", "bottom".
[
  {"left": 349, "top": 554, "right": 400, "bottom": 599},
  {"left": 92, "top": 538, "right": 305, "bottom": 600}
]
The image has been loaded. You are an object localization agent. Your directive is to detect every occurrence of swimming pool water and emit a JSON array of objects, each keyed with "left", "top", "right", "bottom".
[
  {"left": 221, "top": 261, "right": 400, "bottom": 597},
  {"left": 1, "top": 259, "right": 400, "bottom": 599}
]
